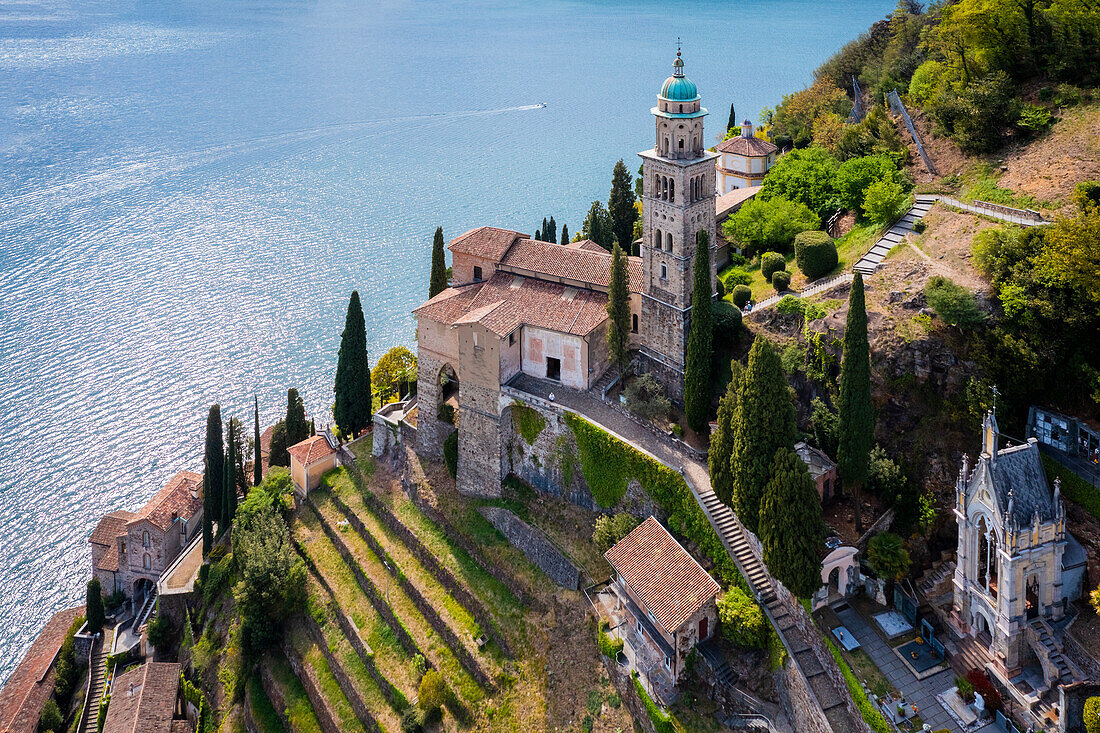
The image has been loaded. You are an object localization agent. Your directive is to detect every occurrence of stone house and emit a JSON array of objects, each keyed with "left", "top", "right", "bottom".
[
  {"left": 604, "top": 517, "right": 720, "bottom": 687},
  {"left": 288, "top": 430, "right": 341, "bottom": 496},
  {"left": 102, "top": 662, "right": 193, "bottom": 733},
  {"left": 715, "top": 120, "right": 777, "bottom": 193},
  {"left": 794, "top": 441, "right": 838, "bottom": 502},
  {"left": 90, "top": 471, "right": 203, "bottom": 602},
  {"left": 951, "top": 412, "right": 1087, "bottom": 690},
  {"left": 0, "top": 606, "right": 84, "bottom": 733}
]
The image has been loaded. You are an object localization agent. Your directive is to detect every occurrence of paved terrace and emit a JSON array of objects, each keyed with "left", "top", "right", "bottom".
[{"left": 507, "top": 373, "right": 866, "bottom": 733}]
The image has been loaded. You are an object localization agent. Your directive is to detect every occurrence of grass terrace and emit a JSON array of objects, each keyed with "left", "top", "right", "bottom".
[{"left": 265, "top": 654, "right": 323, "bottom": 733}]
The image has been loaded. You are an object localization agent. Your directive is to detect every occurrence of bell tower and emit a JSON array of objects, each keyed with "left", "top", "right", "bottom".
[{"left": 637, "top": 50, "right": 718, "bottom": 398}]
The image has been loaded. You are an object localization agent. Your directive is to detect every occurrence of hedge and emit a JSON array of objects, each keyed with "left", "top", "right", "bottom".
[
  {"left": 772, "top": 270, "right": 792, "bottom": 292},
  {"left": 711, "top": 301, "right": 743, "bottom": 345},
  {"left": 597, "top": 628, "right": 624, "bottom": 659},
  {"left": 794, "top": 231, "right": 838, "bottom": 280},
  {"left": 1041, "top": 455, "right": 1100, "bottom": 521},
  {"left": 632, "top": 673, "right": 674, "bottom": 733},
  {"left": 761, "top": 252, "right": 786, "bottom": 282},
  {"left": 824, "top": 636, "right": 890, "bottom": 733},
  {"left": 731, "top": 284, "right": 752, "bottom": 308}
]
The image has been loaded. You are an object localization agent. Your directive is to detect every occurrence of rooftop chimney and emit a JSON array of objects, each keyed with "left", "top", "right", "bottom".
[{"left": 741, "top": 119, "right": 754, "bottom": 138}]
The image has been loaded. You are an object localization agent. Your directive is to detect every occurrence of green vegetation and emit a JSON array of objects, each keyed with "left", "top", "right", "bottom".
[
  {"left": 722, "top": 197, "right": 820, "bottom": 256},
  {"left": 761, "top": 252, "right": 786, "bottom": 282},
  {"left": 709, "top": 363, "right": 741, "bottom": 505},
  {"left": 862, "top": 178, "right": 910, "bottom": 224},
  {"left": 269, "top": 420, "right": 288, "bottom": 469},
  {"left": 824, "top": 636, "right": 891, "bottom": 733},
  {"left": 685, "top": 230, "right": 713, "bottom": 432},
  {"left": 632, "top": 674, "right": 675, "bottom": 733},
  {"left": 253, "top": 395, "right": 262, "bottom": 486},
  {"left": 794, "top": 231, "right": 838, "bottom": 280},
  {"left": 718, "top": 587, "right": 769, "bottom": 649},
  {"left": 580, "top": 200, "right": 614, "bottom": 251},
  {"left": 334, "top": 291, "right": 373, "bottom": 438},
  {"left": 1084, "top": 696, "right": 1100, "bottom": 733},
  {"left": 268, "top": 655, "right": 324, "bottom": 733},
  {"left": 592, "top": 513, "right": 639, "bottom": 554},
  {"left": 1041, "top": 455, "right": 1100, "bottom": 521},
  {"left": 38, "top": 698, "right": 62, "bottom": 732},
  {"left": 511, "top": 401, "right": 547, "bottom": 446},
  {"left": 284, "top": 388, "right": 309, "bottom": 448},
  {"left": 867, "top": 532, "right": 911, "bottom": 584},
  {"left": 203, "top": 404, "right": 224, "bottom": 555},
  {"left": 624, "top": 374, "right": 670, "bottom": 423},
  {"left": 771, "top": 270, "right": 792, "bottom": 292},
  {"left": 247, "top": 674, "right": 287, "bottom": 733},
  {"left": 373, "top": 346, "right": 417, "bottom": 403},
  {"left": 760, "top": 147, "right": 840, "bottom": 217},
  {"left": 222, "top": 417, "right": 238, "bottom": 535},
  {"left": 759, "top": 448, "right": 825, "bottom": 597},
  {"left": 924, "top": 276, "right": 984, "bottom": 327},
  {"left": 838, "top": 272, "right": 872, "bottom": 533},
  {"left": 597, "top": 621, "right": 624, "bottom": 658},
  {"left": 609, "top": 159, "right": 638, "bottom": 253},
  {"left": 711, "top": 301, "right": 743, "bottom": 346},
  {"left": 731, "top": 284, "right": 751, "bottom": 308},
  {"left": 730, "top": 337, "right": 796, "bottom": 533},
  {"left": 429, "top": 226, "right": 447, "bottom": 298},
  {"left": 86, "top": 577, "right": 105, "bottom": 634},
  {"left": 606, "top": 241, "right": 631, "bottom": 374}
]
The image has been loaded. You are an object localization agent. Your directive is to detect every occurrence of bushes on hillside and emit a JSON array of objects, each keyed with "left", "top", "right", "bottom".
[
  {"left": 730, "top": 284, "right": 752, "bottom": 308},
  {"left": 771, "top": 270, "right": 791, "bottom": 292},
  {"left": 1084, "top": 696, "right": 1100, "bottom": 733},
  {"left": 712, "top": 301, "right": 743, "bottom": 345},
  {"left": 794, "top": 231, "right": 839, "bottom": 280},
  {"left": 593, "top": 513, "right": 639, "bottom": 553},
  {"left": 722, "top": 197, "right": 820, "bottom": 256},
  {"left": 924, "top": 276, "right": 984, "bottom": 327},
  {"left": 761, "top": 252, "right": 786, "bottom": 281},
  {"left": 718, "top": 587, "right": 769, "bottom": 649},
  {"left": 1074, "top": 181, "right": 1100, "bottom": 211},
  {"left": 760, "top": 147, "right": 840, "bottom": 217},
  {"left": 836, "top": 155, "right": 910, "bottom": 213},
  {"left": 863, "top": 179, "right": 909, "bottom": 224}
]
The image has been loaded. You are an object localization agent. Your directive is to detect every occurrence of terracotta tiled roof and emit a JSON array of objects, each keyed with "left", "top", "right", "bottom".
[
  {"left": 716, "top": 134, "right": 778, "bottom": 157},
  {"left": 90, "top": 510, "right": 136, "bottom": 546},
  {"left": 715, "top": 187, "right": 760, "bottom": 221},
  {"left": 97, "top": 544, "right": 121, "bottom": 573},
  {"left": 604, "top": 517, "right": 720, "bottom": 634},
  {"left": 499, "top": 239, "right": 642, "bottom": 293},
  {"left": 448, "top": 226, "right": 527, "bottom": 262},
  {"left": 0, "top": 606, "right": 84, "bottom": 733},
  {"left": 260, "top": 426, "right": 273, "bottom": 457},
  {"left": 102, "top": 662, "right": 183, "bottom": 733},
  {"left": 287, "top": 434, "right": 337, "bottom": 466},
  {"left": 129, "top": 472, "right": 202, "bottom": 533},
  {"left": 412, "top": 283, "right": 483, "bottom": 326}
]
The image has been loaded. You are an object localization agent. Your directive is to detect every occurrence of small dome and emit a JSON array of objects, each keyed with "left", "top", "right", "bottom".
[{"left": 659, "top": 51, "right": 699, "bottom": 102}]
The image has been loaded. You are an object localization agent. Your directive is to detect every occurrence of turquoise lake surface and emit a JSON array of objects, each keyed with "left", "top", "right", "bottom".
[{"left": 0, "top": 0, "right": 894, "bottom": 682}]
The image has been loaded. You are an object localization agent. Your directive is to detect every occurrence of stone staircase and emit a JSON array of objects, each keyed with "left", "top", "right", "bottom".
[
  {"left": 853, "top": 196, "right": 936, "bottom": 275},
  {"left": 916, "top": 559, "right": 956, "bottom": 599},
  {"left": 697, "top": 638, "right": 737, "bottom": 688},
  {"left": 79, "top": 628, "right": 114, "bottom": 733},
  {"left": 1027, "top": 618, "right": 1077, "bottom": 688}
]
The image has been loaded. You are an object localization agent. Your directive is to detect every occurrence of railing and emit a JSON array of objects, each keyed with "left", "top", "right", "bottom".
[
  {"left": 932, "top": 195, "right": 1045, "bottom": 225},
  {"left": 73, "top": 632, "right": 99, "bottom": 733},
  {"left": 886, "top": 90, "right": 937, "bottom": 175}
]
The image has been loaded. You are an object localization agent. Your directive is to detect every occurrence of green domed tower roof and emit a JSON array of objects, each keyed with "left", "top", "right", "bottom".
[{"left": 658, "top": 52, "right": 699, "bottom": 102}]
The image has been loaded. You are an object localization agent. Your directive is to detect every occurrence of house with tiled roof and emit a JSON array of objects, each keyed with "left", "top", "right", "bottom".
[
  {"left": 101, "top": 662, "right": 192, "bottom": 733},
  {"left": 715, "top": 120, "right": 778, "bottom": 193},
  {"left": 0, "top": 606, "right": 83, "bottom": 733},
  {"left": 604, "top": 517, "right": 719, "bottom": 685},
  {"left": 287, "top": 429, "right": 341, "bottom": 495},
  {"left": 90, "top": 471, "right": 203, "bottom": 601}
]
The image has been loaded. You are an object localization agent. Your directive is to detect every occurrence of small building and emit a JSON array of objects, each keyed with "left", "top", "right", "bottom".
[
  {"left": 1026, "top": 405, "right": 1100, "bottom": 466},
  {"left": 102, "top": 662, "right": 193, "bottom": 733},
  {"left": 288, "top": 430, "right": 341, "bottom": 496},
  {"left": 0, "top": 606, "right": 84, "bottom": 733},
  {"left": 90, "top": 471, "right": 203, "bottom": 602},
  {"left": 715, "top": 121, "right": 777, "bottom": 193},
  {"left": 604, "top": 517, "right": 720, "bottom": 688},
  {"left": 795, "top": 441, "right": 838, "bottom": 502}
]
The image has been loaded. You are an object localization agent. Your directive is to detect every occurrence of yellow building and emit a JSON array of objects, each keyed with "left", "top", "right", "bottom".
[
  {"left": 715, "top": 121, "right": 777, "bottom": 193},
  {"left": 288, "top": 432, "right": 341, "bottom": 496}
]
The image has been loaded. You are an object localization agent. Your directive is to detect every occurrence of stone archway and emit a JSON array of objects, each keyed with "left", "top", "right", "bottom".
[{"left": 133, "top": 577, "right": 154, "bottom": 605}]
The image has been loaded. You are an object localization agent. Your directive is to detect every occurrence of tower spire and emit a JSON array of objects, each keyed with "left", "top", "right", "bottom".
[{"left": 673, "top": 40, "right": 684, "bottom": 77}]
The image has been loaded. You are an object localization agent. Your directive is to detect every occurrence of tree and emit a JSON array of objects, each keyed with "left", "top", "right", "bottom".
[
  {"left": 794, "top": 231, "right": 839, "bottom": 280},
  {"left": 727, "top": 103, "right": 737, "bottom": 134},
  {"left": 560, "top": 224, "right": 569, "bottom": 245},
  {"left": 722, "top": 196, "right": 820, "bottom": 256},
  {"left": 541, "top": 217, "right": 549, "bottom": 242},
  {"left": 253, "top": 395, "right": 262, "bottom": 486},
  {"left": 227, "top": 416, "right": 247, "bottom": 497},
  {"left": 268, "top": 419, "right": 288, "bottom": 468},
  {"left": 810, "top": 398, "right": 839, "bottom": 458},
  {"left": 429, "top": 227, "right": 447, "bottom": 298},
  {"left": 730, "top": 338, "right": 796, "bottom": 532},
  {"left": 711, "top": 301, "right": 742, "bottom": 345},
  {"left": 373, "top": 346, "right": 417, "bottom": 402},
  {"left": 605, "top": 241, "right": 631, "bottom": 376},
  {"left": 709, "top": 361, "right": 742, "bottom": 505},
  {"left": 38, "top": 698, "right": 63, "bottom": 732},
  {"left": 580, "top": 200, "right": 614, "bottom": 251},
  {"left": 684, "top": 230, "right": 713, "bottom": 433},
  {"left": 759, "top": 447, "right": 825, "bottom": 597},
  {"left": 1085, "top": 697, "right": 1100, "bottom": 733},
  {"left": 221, "top": 419, "right": 237, "bottom": 535},
  {"left": 760, "top": 146, "right": 840, "bottom": 217},
  {"left": 924, "top": 276, "right": 984, "bottom": 327},
  {"left": 718, "top": 587, "right": 768, "bottom": 649},
  {"left": 419, "top": 669, "right": 447, "bottom": 714},
  {"left": 86, "top": 577, "right": 105, "bottom": 634},
  {"left": 838, "top": 272, "right": 873, "bottom": 533},
  {"left": 866, "top": 531, "right": 911, "bottom": 598},
  {"left": 334, "top": 291, "right": 372, "bottom": 438},
  {"left": 592, "top": 513, "right": 639, "bottom": 553},
  {"left": 609, "top": 159, "right": 637, "bottom": 255},
  {"left": 835, "top": 155, "right": 907, "bottom": 211},
  {"left": 533, "top": 229, "right": 541, "bottom": 241},
  {"left": 284, "top": 388, "right": 308, "bottom": 448},
  {"left": 548, "top": 216, "right": 557, "bottom": 243},
  {"left": 203, "top": 404, "right": 224, "bottom": 555},
  {"left": 862, "top": 178, "right": 909, "bottom": 223}
]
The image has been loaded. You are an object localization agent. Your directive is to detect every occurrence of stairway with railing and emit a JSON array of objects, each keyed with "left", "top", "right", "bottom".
[{"left": 78, "top": 627, "right": 114, "bottom": 733}]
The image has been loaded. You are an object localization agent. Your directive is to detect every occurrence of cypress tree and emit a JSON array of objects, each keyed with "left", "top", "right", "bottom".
[
  {"left": 429, "top": 226, "right": 447, "bottom": 298},
  {"left": 727, "top": 103, "right": 737, "bottom": 134},
  {"left": 541, "top": 217, "right": 549, "bottom": 241},
  {"left": 759, "top": 447, "right": 825, "bottom": 598},
  {"left": 221, "top": 425, "right": 236, "bottom": 535},
  {"left": 253, "top": 394, "right": 262, "bottom": 486},
  {"left": 285, "top": 388, "right": 308, "bottom": 447},
  {"left": 86, "top": 578, "right": 105, "bottom": 634},
  {"left": 203, "top": 404, "right": 224, "bottom": 555},
  {"left": 608, "top": 159, "right": 637, "bottom": 256},
  {"left": 560, "top": 224, "right": 569, "bottom": 245},
  {"left": 709, "top": 361, "right": 743, "bottom": 505},
  {"left": 548, "top": 216, "right": 557, "bottom": 244},
  {"left": 684, "top": 230, "right": 713, "bottom": 433},
  {"left": 534, "top": 229, "right": 541, "bottom": 241},
  {"left": 334, "top": 291, "right": 372, "bottom": 438},
  {"left": 269, "top": 419, "right": 288, "bottom": 467},
  {"left": 605, "top": 241, "right": 631, "bottom": 376},
  {"left": 837, "top": 271, "right": 873, "bottom": 533},
  {"left": 310, "top": 418, "right": 316, "bottom": 436},
  {"left": 729, "top": 337, "right": 795, "bottom": 533}
]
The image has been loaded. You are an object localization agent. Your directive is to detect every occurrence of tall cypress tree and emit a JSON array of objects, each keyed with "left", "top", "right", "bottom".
[
  {"left": 269, "top": 420, "right": 288, "bottom": 467},
  {"left": 838, "top": 271, "right": 874, "bottom": 533},
  {"left": 684, "top": 230, "right": 713, "bottom": 433},
  {"left": 334, "top": 291, "right": 372, "bottom": 438},
  {"left": 429, "top": 227, "right": 447, "bottom": 298},
  {"left": 727, "top": 103, "right": 737, "bottom": 134},
  {"left": 729, "top": 337, "right": 795, "bottom": 533},
  {"left": 86, "top": 578, "right": 105, "bottom": 634},
  {"left": 548, "top": 216, "right": 557, "bottom": 244},
  {"left": 253, "top": 394, "right": 262, "bottom": 486},
  {"left": 285, "top": 388, "right": 308, "bottom": 447},
  {"left": 759, "top": 447, "right": 825, "bottom": 597},
  {"left": 606, "top": 241, "right": 631, "bottom": 376},
  {"left": 541, "top": 217, "right": 549, "bottom": 241},
  {"left": 709, "top": 361, "right": 743, "bottom": 505},
  {"left": 608, "top": 159, "right": 637, "bottom": 256},
  {"left": 560, "top": 224, "right": 569, "bottom": 245},
  {"left": 533, "top": 229, "right": 541, "bottom": 241},
  {"left": 202, "top": 404, "right": 224, "bottom": 555},
  {"left": 221, "top": 424, "right": 236, "bottom": 535}
]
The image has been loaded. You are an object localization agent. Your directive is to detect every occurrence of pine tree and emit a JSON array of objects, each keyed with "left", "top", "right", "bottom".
[
  {"left": 684, "top": 229, "right": 713, "bottom": 433},
  {"left": 560, "top": 224, "right": 569, "bottom": 245},
  {"left": 709, "top": 361, "right": 743, "bottom": 505},
  {"left": 581, "top": 200, "right": 614, "bottom": 251},
  {"left": 334, "top": 291, "right": 372, "bottom": 438},
  {"left": 729, "top": 337, "right": 795, "bottom": 533},
  {"left": 253, "top": 394, "right": 262, "bottom": 486},
  {"left": 727, "top": 103, "right": 737, "bottom": 134},
  {"left": 838, "top": 271, "right": 873, "bottom": 533},
  {"left": 759, "top": 447, "right": 825, "bottom": 598},
  {"left": 86, "top": 578, "right": 105, "bottom": 634},
  {"left": 548, "top": 216, "right": 557, "bottom": 244},
  {"left": 203, "top": 404, "right": 224, "bottom": 555},
  {"left": 269, "top": 419, "right": 288, "bottom": 467},
  {"left": 608, "top": 159, "right": 637, "bottom": 256},
  {"left": 310, "top": 418, "right": 316, "bottom": 436},
  {"left": 606, "top": 241, "right": 631, "bottom": 375},
  {"left": 429, "top": 226, "right": 447, "bottom": 298},
  {"left": 221, "top": 424, "right": 236, "bottom": 535}
]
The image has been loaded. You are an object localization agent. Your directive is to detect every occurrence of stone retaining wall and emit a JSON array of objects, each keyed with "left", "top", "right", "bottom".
[
  {"left": 299, "top": 617, "right": 384, "bottom": 733},
  {"left": 601, "top": 653, "right": 663, "bottom": 733},
  {"left": 479, "top": 507, "right": 580, "bottom": 590},
  {"left": 259, "top": 662, "right": 291, "bottom": 732},
  {"left": 780, "top": 657, "right": 834, "bottom": 733},
  {"left": 281, "top": 635, "right": 343, "bottom": 733}
]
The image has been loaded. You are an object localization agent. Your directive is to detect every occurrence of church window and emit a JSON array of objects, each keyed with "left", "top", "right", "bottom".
[
  {"left": 678, "top": 104, "right": 683, "bottom": 113},
  {"left": 473, "top": 266, "right": 483, "bottom": 282},
  {"left": 669, "top": 180, "right": 674, "bottom": 201},
  {"left": 143, "top": 553, "right": 151, "bottom": 570},
  {"left": 660, "top": 263, "right": 668, "bottom": 279},
  {"left": 509, "top": 332, "right": 515, "bottom": 346},
  {"left": 666, "top": 232, "right": 673, "bottom": 250},
  {"left": 143, "top": 530, "right": 150, "bottom": 547},
  {"left": 653, "top": 229, "right": 661, "bottom": 249},
  {"left": 632, "top": 314, "right": 638, "bottom": 333},
  {"left": 678, "top": 139, "right": 684, "bottom": 150}
]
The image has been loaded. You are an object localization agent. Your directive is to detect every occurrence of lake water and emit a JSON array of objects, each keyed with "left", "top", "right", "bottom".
[{"left": 0, "top": 0, "right": 893, "bottom": 683}]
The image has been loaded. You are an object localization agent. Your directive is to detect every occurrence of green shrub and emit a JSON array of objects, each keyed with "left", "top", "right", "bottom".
[
  {"left": 593, "top": 513, "right": 639, "bottom": 553},
  {"left": 597, "top": 628, "right": 624, "bottom": 658},
  {"left": 913, "top": 219, "right": 927, "bottom": 233},
  {"left": 711, "top": 301, "right": 743, "bottom": 345},
  {"left": 1041, "top": 455, "right": 1100, "bottom": 521},
  {"left": 146, "top": 609, "right": 173, "bottom": 650},
  {"left": 955, "top": 675, "right": 975, "bottom": 703},
  {"left": 721, "top": 268, "right": 753, "bottom": 288},
  {"left": 775, "top": 295, "right": 827, "bottom": 321},
  {"left": 714, "top": 277, "right": 725, "bottom": 299},
  {"left": 862, "top": 179, "right": 909, "bottom": 223},
  {"left": 624, "top": 374, "right": 670, "bottom": 423},
  {"left": 443, "top": 430, "right": 458, "bottom": 478},
  {"left": 437, "top": 403, "right": 455, "bottom": 425},
  {"left": 632, "top": 674, "right": 674, "bottom": 733},
  {"left": 1016, "top": 104, "right": 1052, "bottom": 134},
  {"left": 1084, "top": 696, "right": 1100, "bottom": 733},
  {"left": 718, "top": 587, "right": 769, "bottom": 649},
  {"left": 825, "top": 636, "right": 891, "bottom": 733},
  {"left": 722, "top": 196, "right": 820, "bottom": 256},
  {"left": 511, "top": 401, "right": 546, "bottom": 445},
  {"left": 38, "top": 698, "right": 63, "bottom": 732},
  {"left": 1073, "top": 181, "right": 1100, "bottom": 211},
  {"left": 794, "top": 231, "right": 838, "bottom": 280},
  {"left": 761, "top": 252, "right": 786, "bottom": 281},
  {"left": 400, "top": 708, "right": 424, "bottom": 733},
  {"left": 418, "top": 670, "right": 446, "bottom": 712},
  {"left": 771, "top": 270, "right": 792, "bottom": 292},
  {"left": 411, "top": 653, "right": 427, "bottom": 681},
  {"left": 730, "top": 284, "right": 752, "bottom": 308},
  {"left": 924, "top": 276, "right": 984, "bottom": 327}
]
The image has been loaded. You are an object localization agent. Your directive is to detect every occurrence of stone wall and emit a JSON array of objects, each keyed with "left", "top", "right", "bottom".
[
  {"left": 1059, "top": 681, "right": 1100, "bottom": 733},
  {"left": 299, "top": 617, "right": 384, "bottom": 733},
  {"left": 779, "top": 657, "right": 834, "bottom": 733},
  {"left": 456, "top": 381, "right": 503, "bottom": 498},
  {"left": 281, "top": 635, "right": 343, "bottom": 733},
  {"left": 479, "top": 507, "right": 580, "bottom": 589},
  {"left": 602, "top": 654, "right": 663, "bottom": 733}
]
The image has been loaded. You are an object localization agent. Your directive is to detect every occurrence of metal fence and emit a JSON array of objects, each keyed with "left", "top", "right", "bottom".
[
  {"left": 886, "top": 89, "right": 937, "bottom": 175},
  {"left": 848, "top": 75, "right": 864, "bottom": 123}
]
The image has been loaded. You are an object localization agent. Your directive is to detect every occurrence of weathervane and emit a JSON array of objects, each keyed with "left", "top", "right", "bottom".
[{"left": 991, "top": 384, "right": 1000, "bottom": 416}]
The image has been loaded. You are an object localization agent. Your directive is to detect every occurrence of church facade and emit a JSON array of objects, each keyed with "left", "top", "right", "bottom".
[{"left": 412, "top": 53, "right": 717, "bottom": 496}]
